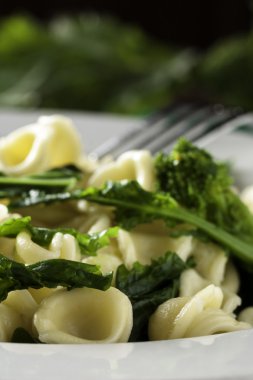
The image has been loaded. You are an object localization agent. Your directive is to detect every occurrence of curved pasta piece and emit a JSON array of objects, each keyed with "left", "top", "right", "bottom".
[
  {"left": 149, "top": 285, "right": 250, "bottom": 340},
  {"left": 0, "top": 304, "right": 24, "bottom": 342},
  {"left": 186, "top": 308, "right": 250, "bottom": 337},
  {"left": 33, "top": 287, "right": 133, "bottom": 344},
  {"left": 88, "top": 150, "right": 155, "bottom": 191},
  {"left": 238, "top": 307, "right": 253, "bottom": 326},
  {"left": 15, "top": 231, "right": 60, "bottom": 264},
  {"left": 179, "top": 269, "right": 209, "bottom": 297},
  {"left": 29, "top": 287, "right": 58, "bottom": 305},
  {"left": 0, "top": 115, "right": 82, "bottom": 175},
  {"left": 38, "top": 115, "right": 82, "bottom": 168},
  {"left": 180, "top": 268, "right": 241, "bottom": 314},
  {"left": 0, "top": 205, "right": 21, "bottom": 259},
  {"left": 221, "top": 289, "right": 241, "bottom": 315},
  {"left": 50, "top": 232, "right": 81, "bottom": 261},
  {"left": 192, "top": 241, "right": 228, "bottom": 285},
  {"left": 87, "top": 214, "right": 111, "bottom": 234},
  {"left": 118, "top": 227, "right": 193, "bottom": 267},
  {"left": 83, "top": 252, "right": 122, "bottom": 285},
  {"left": 3, "top": 290, "right": 38, "bottom": 334},
  {"left": 15, "top": 231, "right": 80, "bottom": 264},
  {"left": 222, "top": 261, "right": 240, "bottom": 293},
  {"left": 61, "top": 202, "right": 113, "bottom": 234}
]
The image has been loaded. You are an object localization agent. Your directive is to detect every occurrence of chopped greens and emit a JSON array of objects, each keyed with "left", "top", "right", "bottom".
[
  {"left": 116, "top": 252, "right": 188, "bottom": 341},
  {"left": 14, "top": 180, "right": 253, "bottom": 270},
  {"left": 154, "top": 138, "right": 253, "bottom": 243},
  {"left": 0, "top": 254, "right": 112, "bottom": 302},
  {"left": 0, "top": 165, "right": 83, "bottom": 199},
  {"left": 0, "top": 216, "right": 118, "bottom": 256}
]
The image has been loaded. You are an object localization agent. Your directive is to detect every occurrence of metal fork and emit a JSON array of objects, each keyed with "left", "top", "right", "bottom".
[{"left": 89, "top": 103, "right": 246, "bottom": 158}]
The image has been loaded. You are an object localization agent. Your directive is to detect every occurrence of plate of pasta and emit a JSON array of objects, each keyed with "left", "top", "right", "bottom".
[{"left": 0, "top": 109, "right": 253, "bottom": 380}]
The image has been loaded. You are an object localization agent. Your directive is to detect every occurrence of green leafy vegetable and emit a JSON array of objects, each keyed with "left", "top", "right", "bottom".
[
  {"left": 155, "top": 138, "right": 253, "bottom": 243},
  {"left": 0, "top": 254, "right": 112, "bottom": 302},
  {"left": 0, "top": 165, "right": 83, "bottom": 199},
  {"left": 116, "top": 252, "right": 188, "bottom": 341},
  {"left": 0, "top": 216, "right": 118, "bottom": 256},
  {"left": 9, "top": 177, "right": 253, "bottom": 269}
]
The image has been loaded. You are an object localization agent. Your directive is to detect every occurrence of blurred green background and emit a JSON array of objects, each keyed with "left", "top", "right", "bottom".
[{"left": 0, "top": 5, "right": 253, "bottom": 116}]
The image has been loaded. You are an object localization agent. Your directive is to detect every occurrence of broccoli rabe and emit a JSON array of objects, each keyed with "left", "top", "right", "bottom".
[
  {"left": 155, "top": 138, "right": 253, "bottom": 244},
  {"left": 6, "top": 139, "right": 253, "bottom": 270}
]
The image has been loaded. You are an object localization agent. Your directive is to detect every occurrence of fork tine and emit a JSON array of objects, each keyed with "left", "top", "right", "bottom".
[
  {"left": 89, "top": 103, "right": 243, "bottom": 160},
  {"left": 158, "top": 105, "right": 242, "bottom": 154},
  {"left": 90, "top": 103, "right": 194, "bottom": 159}
]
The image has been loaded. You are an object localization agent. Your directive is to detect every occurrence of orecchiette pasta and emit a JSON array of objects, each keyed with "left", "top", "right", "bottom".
[
  {"left": 149, "top": 285, "right": 250, "bottom": 340},
  {"left": 88, "top": 150, "right": 155, "bottom": 191},
  {"left": 33, "top": 287, "right": 133, "bottom": 344},
  {"left": 117, "top": 224, "right": 193, "bottom": 267},
  {"left": 238, "top": 307, "right": 253, "bottom": 326},
  {"left": 0, "top": 115, "right": 252, "bottom": 345},
  {"left": 15, "top": 231, "right": 81, "bottom": 264},
  {"left": 3, "top": 290, "right": 38, "bottom": 334},
  {"left": 180, "top": 264, "right": 241, "bottom": 314},
  {"left": 0, "top": 115, "right": 82, "bottom": 176},
  {"left": 192, "top": 241, "right": 228, "bottom": 285},
  {"left": 0, "top": 304, "right": 24, "bottom": 342}
]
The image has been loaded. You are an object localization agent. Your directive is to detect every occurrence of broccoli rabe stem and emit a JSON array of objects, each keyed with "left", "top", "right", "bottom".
[{"left": 84, "top": 192, "right": 253, "bottom": 266}]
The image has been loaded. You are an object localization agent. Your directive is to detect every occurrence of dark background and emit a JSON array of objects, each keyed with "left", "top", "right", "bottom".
[{"left": 0, "top": 0, "right": 252, "bottom": 49}]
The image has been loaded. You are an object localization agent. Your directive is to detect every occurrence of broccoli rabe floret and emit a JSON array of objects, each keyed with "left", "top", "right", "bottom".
[{"left": 155, "top": 138, "right": 253, "bottom": 243}]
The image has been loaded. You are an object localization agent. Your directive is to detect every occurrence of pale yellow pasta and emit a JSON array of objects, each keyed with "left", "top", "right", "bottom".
[
  {"left": 15, "top": 231, "right": 81, "bottom": 264},
  {"left": 238, "top": 307, "right": 253, "bottom": 326},
  {"left": 0, "top": 115, "right": 82, "bottom": 176},
  {"left": 50, "top": 232, "right": 81, "bottom": 261},
  {"left": 33, "top": 287, "right": 133, "bottom": 344},
  {"left": 180, "top": 268, "right": 210, "bottom": 297},
  {"left": 149, "top": 285, "right": 250, "bottom": 340},
  {"left": 221, "top": 289, "right": 241, "bottom": 315},
  {"left": 117, "top": 226, "right": 193, "bottom": 267},
  {"left": 83, "top": 251, "right": 122, "bottom": 285},
  {"left": 180, "top": 267, "right": 241, "bottom": 314},
  {"left": 87, "top": 214, "right": 112, "bottom": 234},
  {"left": 0, "top": 205, "right": 21, "bottom": 259},
  {"left": 88, "top": 150, "right": 155, "bottom": 191},
  {"left": 192, "top": 241, "right": 228, "bottom": 285},
  {"left": 3, "top": 290, "right": 38, "bottom": 334},
  {"left": 0, "top": 304, "right": 24, "bottom": 341},
  {"left": 222, "top": 261, "right": 240, "bottom": 293}
]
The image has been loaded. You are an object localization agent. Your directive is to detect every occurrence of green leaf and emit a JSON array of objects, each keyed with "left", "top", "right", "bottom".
[
  {"left": 130, "top": 281, "right": 179, "bottom": 341},
  {"left": 0, "top": 216, "right": 31, "bottom": 237},
  {"left": 0, "top": 254, "right": 112, "bottom": 302},
  {"left": 0, "top": 165, "right": 83, "bottom": 200},
  {"left": 116, "top": 251, "right": 187, "bottom": 298},
  {"left": 116, "top": 252, "right": 188, "bottom": 341},
  {"left": 0, "top": 216, "right": 118, "bottom": 256},
  {"left": 8, "top": 179, "right": 253, "bottom": 270}
]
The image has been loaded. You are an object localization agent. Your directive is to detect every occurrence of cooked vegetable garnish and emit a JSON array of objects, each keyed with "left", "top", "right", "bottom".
[
  {"left": 0, "top": 254, "right": 112, "bottom": 302},
  {"left": 0, "top": 216, "right": 118, "bottom": 256},
  {"left": 116, "top": 252, "right": 189, "bottom": 341}
]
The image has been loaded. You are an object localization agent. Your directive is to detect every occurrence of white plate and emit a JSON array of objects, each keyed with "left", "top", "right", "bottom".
[{"left": 0, "top": 108, "right": 253, "bottom": 380}]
